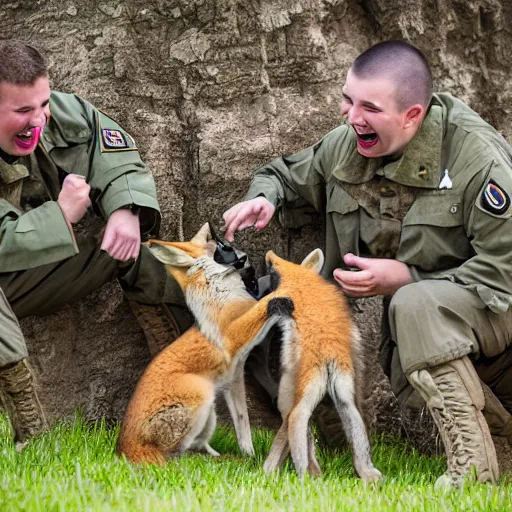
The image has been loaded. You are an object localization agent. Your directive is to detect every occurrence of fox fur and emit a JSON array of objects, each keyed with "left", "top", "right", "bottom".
[
  {"left": 117, "top": 224, "right": 294, "bottom": 464},
  {"left": 260, "top": 249, "right": 382, "bottom": 481}
]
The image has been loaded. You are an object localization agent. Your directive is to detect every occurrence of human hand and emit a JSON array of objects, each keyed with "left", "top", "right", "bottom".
[
  {"left": 222, "top": 197, "right": 275, "bottom": 242},
  {"left": 101, "top": 208, "right": 141, "bottom": 262},
  {"left": 57, "top": 174, "right": 91, "bottom": 223},
  {"left": 333, "top": 253, "right": 413, "bottom": 297}
]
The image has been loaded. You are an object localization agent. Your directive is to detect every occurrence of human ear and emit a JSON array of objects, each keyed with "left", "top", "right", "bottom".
[{"left": 403, "top": 104, "right": 424, "bottom": 129}]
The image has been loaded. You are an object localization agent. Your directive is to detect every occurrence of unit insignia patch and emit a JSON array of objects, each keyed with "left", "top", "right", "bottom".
[
  {"left": 480, "top": 180, "right": 510, "bottom": 215},
  {"left": 101, "top": 128, "right": 127, "bottom": 149}
]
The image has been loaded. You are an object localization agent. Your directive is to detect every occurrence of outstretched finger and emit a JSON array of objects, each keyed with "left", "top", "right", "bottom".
[{"left": 224, "top": 209, "right": 254, "bottom": 241}]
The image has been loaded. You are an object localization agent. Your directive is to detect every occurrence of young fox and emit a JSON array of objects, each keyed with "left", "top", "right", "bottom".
[
  {"left": 117, "top": 224, "right": 294, "bottom": 464},
  {"left": 261, "top": 249, "right": 382, "bottom": 481}
]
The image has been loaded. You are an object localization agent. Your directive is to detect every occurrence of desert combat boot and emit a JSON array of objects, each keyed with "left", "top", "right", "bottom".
[
  {"left": 0, "top": 359, "right": 48, "bottom": 450},
  {"left": 129, "top": 301, "right": 191, "bottom": 357},
  {"left": 408, "top": 356, "right": 500, "bottom": 487}
]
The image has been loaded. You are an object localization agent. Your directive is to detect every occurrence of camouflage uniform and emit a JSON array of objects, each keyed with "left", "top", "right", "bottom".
[
  {"left": 0, "top": 92, "right": 191, "bottom": 445},
  {"left": 244, "top": 93, "right": 512, "bottom": 485}
]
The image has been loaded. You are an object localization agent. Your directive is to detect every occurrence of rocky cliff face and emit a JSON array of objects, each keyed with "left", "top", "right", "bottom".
[{"left": 1, "top": 0, "right": 511, "bottom": 464}]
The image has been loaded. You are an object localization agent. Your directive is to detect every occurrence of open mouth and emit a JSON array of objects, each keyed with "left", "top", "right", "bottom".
[
  {"left": 353, "top": 128, "right": 378, "bottom": 149},
  {"left": 14, "top": 127, "right": 42, "bottom": 150},
  {"left": 357, "top": 132, "right": 377, "bottom": 141}
]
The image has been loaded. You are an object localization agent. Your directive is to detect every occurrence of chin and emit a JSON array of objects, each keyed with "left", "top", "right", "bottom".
[
  {"left": 357, "top": 144, "right": 382, "bottom": 158},
  {"left": 10, "top": 148, "right": 34, "bottom": 157}
]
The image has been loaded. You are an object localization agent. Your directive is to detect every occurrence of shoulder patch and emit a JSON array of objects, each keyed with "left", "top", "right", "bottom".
[
  {"left": 480, "top": 179, "right": 511, "bottom": 215},
  {"left": 97, "top": 110, "right": 138, "bottom": 153},
  {"left": 102, "top": 128, "right": 127, "bottom": 149}
]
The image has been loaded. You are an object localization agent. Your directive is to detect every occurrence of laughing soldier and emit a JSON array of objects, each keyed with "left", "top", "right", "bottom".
[
  {"left": 0, "top": 40, "right": 193, "bottom": 449},
  {"left": 223, "top": 40, "right": 512, "bottom": 487}
]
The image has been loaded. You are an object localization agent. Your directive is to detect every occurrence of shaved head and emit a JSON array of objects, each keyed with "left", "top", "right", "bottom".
[
  {"left": 0, "top": 40, "right": 47, "bottom": 87},
  {"left": 351, "top": 40, "right": 432, "bottom": 111}
]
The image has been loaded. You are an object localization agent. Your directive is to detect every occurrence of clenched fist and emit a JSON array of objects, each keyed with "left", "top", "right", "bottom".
[
  {"left": 57, "top": 174, "right": 91, "bottom": 224},
  {"left": 101, "top": 208, "right": 141, "bottom": 262}
]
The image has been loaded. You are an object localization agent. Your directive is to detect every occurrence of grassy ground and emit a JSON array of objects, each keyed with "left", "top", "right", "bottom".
[{"left": 0, "top": 413, "right": 510, "bottom": 512}]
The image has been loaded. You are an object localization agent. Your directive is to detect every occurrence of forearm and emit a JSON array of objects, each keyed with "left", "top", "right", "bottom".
[
  {"left": 98, "top": 172, "right": 161, "bottom": 235},
  {"left": 0, "top": 201, "right": 78, "bottom": 272}
]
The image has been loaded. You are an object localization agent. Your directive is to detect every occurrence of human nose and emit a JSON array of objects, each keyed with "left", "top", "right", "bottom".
[
  {"left": 347, "top": 105, "right": 364, "bottom": 126},
  {"left": 30, "top": 106, "right": 49, "bottom": 128}
]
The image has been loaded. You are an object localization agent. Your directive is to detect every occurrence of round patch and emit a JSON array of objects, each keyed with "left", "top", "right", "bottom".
[{"left": 481, "top": 179, "right": 510, "bottom": 214}]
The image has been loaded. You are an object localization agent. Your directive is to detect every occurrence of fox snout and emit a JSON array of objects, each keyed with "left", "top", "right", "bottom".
[{"left": 267, "top": 297, "right": 294, "bottom": 317}]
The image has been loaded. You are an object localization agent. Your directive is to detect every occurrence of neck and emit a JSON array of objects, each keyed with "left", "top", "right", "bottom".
[{"left": 0, "top": 148, "right": 18, "bottom": 165}]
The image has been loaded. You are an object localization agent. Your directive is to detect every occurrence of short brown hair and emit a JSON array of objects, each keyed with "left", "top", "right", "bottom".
[
  {"left": 352, "top": 40, "right": 433, "bottom": 111},
  {"left": 0, "top": 40, "right": 47, "bottom": 85}
]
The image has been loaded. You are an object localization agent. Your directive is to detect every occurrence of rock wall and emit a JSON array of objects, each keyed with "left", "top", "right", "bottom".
[{"left": 1, "top": 0, "right": 511, "bottom": 458}]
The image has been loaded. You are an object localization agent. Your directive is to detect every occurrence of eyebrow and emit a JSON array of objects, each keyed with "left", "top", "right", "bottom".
[
  {"left": 15, "top": 98, "right": 50, "bottom": 111},
  {"left": 342, "top": 91, "right": 382, "bottom": 111},
  {"left": 361, "top": 101, "right": 382, "bottom": 111}
]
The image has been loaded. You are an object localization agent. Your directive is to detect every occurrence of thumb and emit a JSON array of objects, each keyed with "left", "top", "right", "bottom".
[
  {"left": 101, "top": 225, "right": 115, "bottom": 251},
  {"left": 343, "top": 253, "right": 370, "bottom": 270}
]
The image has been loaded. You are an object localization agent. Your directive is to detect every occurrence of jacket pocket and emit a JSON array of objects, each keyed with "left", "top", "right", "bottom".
[
  {"left": 403, "top": 192, "right": 463, "bottom": 227},
  {"left": 327, "top": 184, "right": 359, "bottom": 215},
  {"left": 399, "top": 192, "right": 470, "bottom": 271}
]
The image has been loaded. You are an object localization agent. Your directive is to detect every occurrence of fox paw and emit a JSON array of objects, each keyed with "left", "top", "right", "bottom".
[{"left": 267, "top": 297, "right": 294, "bottom": 316}]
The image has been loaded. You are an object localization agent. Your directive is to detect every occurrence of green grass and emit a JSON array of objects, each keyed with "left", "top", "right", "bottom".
[{"left": 0, "top": 413, "right": 510, "bottom": 512}]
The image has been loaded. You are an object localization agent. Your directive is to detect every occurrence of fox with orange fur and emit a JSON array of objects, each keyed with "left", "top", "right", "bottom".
[
  {"left": 117, "top": 224, "right": 295, "bottom": 464},
  {"left": 260, "top": 249, "right": 381, "bottom": 481}
]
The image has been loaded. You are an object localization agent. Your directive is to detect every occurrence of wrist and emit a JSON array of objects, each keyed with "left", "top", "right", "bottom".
[{"left": 117, "top": 204, "right": 140, "bottom": 216}]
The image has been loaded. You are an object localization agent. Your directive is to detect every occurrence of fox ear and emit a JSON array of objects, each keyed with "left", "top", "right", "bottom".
[
  {"left": 301, "top": 248, "right": 324, "bottom": 274},
  {"left": 190, "top": 223, "right": 211, "bottom": 246},
  {"left": 148, "top": 243, "right": 196, "bottom": 267}
]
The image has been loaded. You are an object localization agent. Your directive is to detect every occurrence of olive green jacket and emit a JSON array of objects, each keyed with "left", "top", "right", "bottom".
[
  {"left": 0, "top": 91, "right": 160, "bottom": 272},
  {"left": 245, "top": 93, "right": 512, "bottom": 314}
]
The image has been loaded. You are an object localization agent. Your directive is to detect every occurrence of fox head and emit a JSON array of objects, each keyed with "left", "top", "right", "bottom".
[
  {"left": 264, "top": 249, "right": 325, "bottom": 290},
  {"left": 146, "top": 223, "right": 217, "bottom": 291},
  {"left": 147, "top": 224, "right": 254, "bottom": 332}
]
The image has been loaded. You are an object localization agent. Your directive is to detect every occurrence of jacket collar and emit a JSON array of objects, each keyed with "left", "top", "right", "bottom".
[
  {"left": 332, "top": 97, "right": 444, "bottom": 188},
  {"left": 0, "top": 154, "right": 29, "bottom": 184}
]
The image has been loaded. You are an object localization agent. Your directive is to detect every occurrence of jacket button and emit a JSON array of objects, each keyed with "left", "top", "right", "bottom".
[{"left": 418, "top": 166, "right": 429, "bottom": 179}]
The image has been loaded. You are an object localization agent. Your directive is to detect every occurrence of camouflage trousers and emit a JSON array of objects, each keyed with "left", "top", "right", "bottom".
[
  {"left": 0, "top": 238, "right": 192, "bottom": 365},
  {"left": 382, "top": 280, "right": 512, "bottom": 414}
]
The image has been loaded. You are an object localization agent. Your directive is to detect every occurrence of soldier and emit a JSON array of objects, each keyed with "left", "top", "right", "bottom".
[
  {"left": 0, "top": 40, "right": 192, "bottom": 449},
  {"left": 223, "top": 40, "right": 512, "bottom": 487}
]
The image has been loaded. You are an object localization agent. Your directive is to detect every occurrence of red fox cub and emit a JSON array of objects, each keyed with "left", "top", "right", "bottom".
[
  {"left": 117, "top": 224, "right": 294, "bottom": 464},
  {"left": 261, "top": 249, "right": 382, "bottom": 482}
]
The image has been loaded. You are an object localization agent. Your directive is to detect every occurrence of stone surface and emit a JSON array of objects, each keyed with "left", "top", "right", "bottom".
[{"left": 1, "top": 0, "right": 511, "bottom": 462}]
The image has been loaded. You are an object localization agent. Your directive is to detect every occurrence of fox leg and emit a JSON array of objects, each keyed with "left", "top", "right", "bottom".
[
  {"left": 223, "top": 363, "right": 254, "bottom": 456},
  {"left": 191, "top": 408, "right": 220, "bottom": 456},
  {"left": 176, "top": 377, "right": 216, "bottom": 455},
  {"left": 306, "top": 427, "right": 322, "bottom": 477},
  {"left": 263, "top": 420, "right": 290, "bottom": 473},
  {"left": 262, "top": 318, "right": 299, "bottom": 474},
  {"left": 227, "top": 299, "right": 296, "bottom": 457},
  {"left": 329, "top": 370, "right": 382, "bottom": 482},
  {"left": 288, "top": 371, "right": 327, "bottom": 479},
  {"left": 263, "top": 367, "right": 296, "bottom": 473}
]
